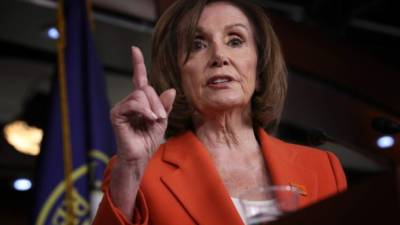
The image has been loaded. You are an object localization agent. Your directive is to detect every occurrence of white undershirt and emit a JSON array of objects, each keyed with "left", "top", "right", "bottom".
[{"left": 231, "top": 197, "right": 281, "bottom": 225}]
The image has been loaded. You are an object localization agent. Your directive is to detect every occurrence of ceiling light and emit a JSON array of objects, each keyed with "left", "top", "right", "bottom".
[
  {"left": 376, "top": 135, "right": 395, "bottom": 149},
  {"left": 3, "top": 120, "right": 43, "bottom": 156},
  {"left": 47, "top": 27, "right": 59, "bottom": 40},
  {"left": 13, "top": 178, "right": 32, "bottom": 191}
]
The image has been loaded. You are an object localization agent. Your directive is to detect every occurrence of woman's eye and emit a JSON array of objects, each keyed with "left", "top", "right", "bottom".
[
  {"left": 192, "top": 39, "right": 207, "bottom": 50},
  {"left": 228, "top": 38, "right": 243, "bottom": 47}
]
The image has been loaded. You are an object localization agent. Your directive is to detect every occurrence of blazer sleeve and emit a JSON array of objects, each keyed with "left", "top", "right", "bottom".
[
  {"left": 92, "top": 157, "right": 149, "bottom": 225},
  {"left": 326, "top": 151, "right": 347, "bottom": 192}
]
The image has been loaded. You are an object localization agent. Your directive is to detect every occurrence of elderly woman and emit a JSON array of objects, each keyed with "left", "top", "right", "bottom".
[{"left": 93, "top": 0, "right": 347, "bottom": 224}]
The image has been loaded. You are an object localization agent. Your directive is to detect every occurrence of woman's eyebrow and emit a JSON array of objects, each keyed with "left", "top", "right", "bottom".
[
  {"left": 195, "top": 27, "right": 205, "bottom": 34},
  {"left": 224, "top": 23, "right": 249, "bottom": 31},
  {"left": 196, "top": 23, "right": 249, "bottom": 34}
]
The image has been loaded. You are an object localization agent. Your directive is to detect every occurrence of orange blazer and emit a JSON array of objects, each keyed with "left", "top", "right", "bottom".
[{"left": 93, "top": 128, "right": 347, "bottom": 225}]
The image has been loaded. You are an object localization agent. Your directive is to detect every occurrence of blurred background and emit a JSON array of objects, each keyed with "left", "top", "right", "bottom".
[{"left": 0, "top": 0, "right": 399, "bottom": 224}]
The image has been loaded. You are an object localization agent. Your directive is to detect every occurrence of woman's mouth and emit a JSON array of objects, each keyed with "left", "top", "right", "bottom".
[{"left": 206, "top": 76, "right": 234, "bottom": 87}]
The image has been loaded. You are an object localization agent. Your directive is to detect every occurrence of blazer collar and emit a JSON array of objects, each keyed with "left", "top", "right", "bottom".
[
  {"left": 160, "top": 128, "right": 317, "bottom": 225},
  {"left": 161, "top": 131, "right": 243, "bottom": 225},
  {"left": 258, "top": 129, "right": 318, "bottom": 206}
]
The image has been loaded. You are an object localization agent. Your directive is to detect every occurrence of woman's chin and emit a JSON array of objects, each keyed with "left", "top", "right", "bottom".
[{"left": 202, "top": 97, "right": 249, "bottom": 112}]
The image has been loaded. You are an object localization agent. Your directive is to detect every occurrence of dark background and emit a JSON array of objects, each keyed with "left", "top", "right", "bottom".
[{"left": 0, "top": 0, "right": 399, "bottom": 224}]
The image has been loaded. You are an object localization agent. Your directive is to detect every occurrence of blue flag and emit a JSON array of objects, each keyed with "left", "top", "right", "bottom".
[{"left": 33, "top": 0, "right": 116, "bottom": 224}]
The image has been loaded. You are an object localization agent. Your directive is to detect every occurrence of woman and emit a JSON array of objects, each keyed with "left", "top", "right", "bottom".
[{"left": 93, "top": 0, "right": 347, "bottom": 224}]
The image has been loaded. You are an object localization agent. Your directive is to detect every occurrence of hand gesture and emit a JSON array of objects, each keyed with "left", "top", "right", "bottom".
[{"left": 110, "top": 47, "right": 176, "bottom": 165}]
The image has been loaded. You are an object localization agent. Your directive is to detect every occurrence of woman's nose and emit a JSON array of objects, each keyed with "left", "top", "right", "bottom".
[
  {"left": 210, "top": 44, "right": 229, "bottom": 67},
  {"left": 211, "top": 55, "right": 229, "bottom": 67}
]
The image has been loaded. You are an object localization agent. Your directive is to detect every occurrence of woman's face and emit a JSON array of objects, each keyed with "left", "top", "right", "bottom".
[{"left": 179, "top": 2, "right": 258, "bottom": 115}]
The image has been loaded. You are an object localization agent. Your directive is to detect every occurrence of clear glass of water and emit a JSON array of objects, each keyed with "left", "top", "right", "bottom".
[{"left": 237, "top": 185, "right": 300, "bottom": 225}]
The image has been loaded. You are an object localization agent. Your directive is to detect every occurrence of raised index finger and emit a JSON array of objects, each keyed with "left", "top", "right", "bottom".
[{"left": 131, "top": 46, "right": 148, "bottom": 89}]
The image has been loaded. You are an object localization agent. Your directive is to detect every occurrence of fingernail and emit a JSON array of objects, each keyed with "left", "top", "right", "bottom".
[
  {"left": 160, "top": 110, "right": 167, "bottom": 119},
  {"left": 150, "top": 112, "right": 158, "bottom": 120}
]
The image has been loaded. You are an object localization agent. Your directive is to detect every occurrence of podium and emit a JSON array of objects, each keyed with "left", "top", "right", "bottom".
[{"left": 268, "top": 171, "right": 400, "bottom": 225}]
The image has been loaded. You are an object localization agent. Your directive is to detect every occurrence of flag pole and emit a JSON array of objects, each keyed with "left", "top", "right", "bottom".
[{"left": 56, "top": 0, "right": 75, "bottom": 224}]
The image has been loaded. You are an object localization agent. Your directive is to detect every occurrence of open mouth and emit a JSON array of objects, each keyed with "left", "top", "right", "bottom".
[{"left": 206, "top": 76, "right": 233, "bottom": 85}]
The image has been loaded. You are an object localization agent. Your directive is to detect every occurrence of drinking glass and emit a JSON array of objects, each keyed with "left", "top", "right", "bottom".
[{"left": 237, "top": 185, "right": 300, "bottom": 225}]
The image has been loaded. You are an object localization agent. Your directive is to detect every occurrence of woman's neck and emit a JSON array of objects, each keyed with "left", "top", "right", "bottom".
[
  {"left": 193, "top": 108, "right": 270, "bottom": 196},
  {"left": 193, "top": 108, "right": 260, "bottom": 157}
]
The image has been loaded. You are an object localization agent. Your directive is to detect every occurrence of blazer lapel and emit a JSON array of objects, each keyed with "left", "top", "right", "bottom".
[
  {"left": 159, "top": 129, "right": 318, "bottom": 224},
  {"left": 160, "top": 132, "right": 244, "bottom": 225},
  {"left": 258, "top": 128, "right": 318, "bottom": 207}
]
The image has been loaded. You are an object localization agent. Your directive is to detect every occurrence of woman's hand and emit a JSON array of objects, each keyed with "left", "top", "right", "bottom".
[
  {"left": 110, "top": 47, "right": 176, "bottom": 165},
  {"left": 108, "top": 47, "right": 175, "bottom": 220}
]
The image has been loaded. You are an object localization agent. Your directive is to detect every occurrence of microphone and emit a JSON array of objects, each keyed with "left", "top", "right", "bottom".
[
  {"left": 372, "top": 117, "right": 400, "bottom": 134},
  {"left": 306, "top": 129, "right": 331, "bottom": 146},
  {"left": 277, "top": 122, "right": 332, "bottom": 146}
]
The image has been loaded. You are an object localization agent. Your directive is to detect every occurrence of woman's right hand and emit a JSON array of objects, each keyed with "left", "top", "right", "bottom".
[
  {"left": 108, "top": 47, "right": 175, "bottom": 220},
  {"left": 110, "top": 46, "right": 176, "bottom": 166}
]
